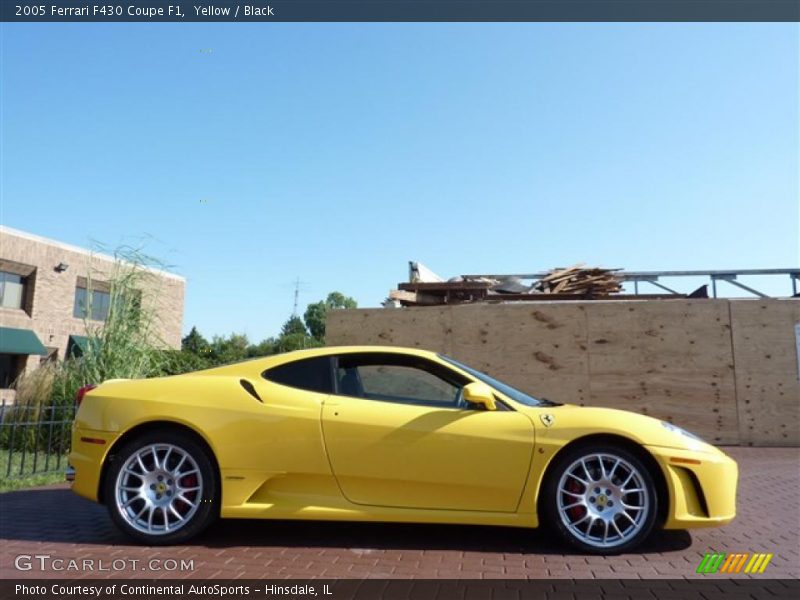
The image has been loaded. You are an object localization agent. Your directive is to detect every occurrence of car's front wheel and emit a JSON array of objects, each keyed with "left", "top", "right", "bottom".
[
  {"left": 541, "top": 444, "right": 658, "bottom": 554},
  {"left": 104, "top": 430, "right": 217, "bottom": 545}
]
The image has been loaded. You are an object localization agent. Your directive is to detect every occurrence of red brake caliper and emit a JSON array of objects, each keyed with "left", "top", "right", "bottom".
[
  {"left": 566, "top": 480, "right": 586, "bottom": 521},
  {"left": 178, "top": 474, "right": 198, "bottom": 514}
]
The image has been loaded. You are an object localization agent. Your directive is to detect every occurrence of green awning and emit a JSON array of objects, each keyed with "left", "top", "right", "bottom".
[
  {"left": 0, "top": 327, "right": 48, "bottom": 356},
  {"left": 67, "top": 335, "right": 90, "bottom": 358},
  {"left": 67, "top": 335, "right": 101, "bottom": 358}
]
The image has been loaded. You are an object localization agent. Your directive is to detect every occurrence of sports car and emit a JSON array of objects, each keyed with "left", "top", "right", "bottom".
[{"left": 68, "top": 346, "right": 737, "bottom": 553}]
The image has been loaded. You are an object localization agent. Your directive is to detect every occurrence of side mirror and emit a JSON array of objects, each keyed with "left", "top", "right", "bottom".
[{"left": 462, "top": 382, "right": 497, "bottom": 411}]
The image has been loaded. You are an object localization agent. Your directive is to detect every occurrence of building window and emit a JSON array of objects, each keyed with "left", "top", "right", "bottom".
[
  {"left": 74, "top": 286, "right": 111, "bottom": 321},
  {"left": 0, "top": 271, "right": 26, "bottom": 310},
  {"left": 0, "top": 354, "right": 26, "bottom": 389}
]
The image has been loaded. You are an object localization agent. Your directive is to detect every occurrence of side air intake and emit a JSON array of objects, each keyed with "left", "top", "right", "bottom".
[{"left": 239, "top": 379, "right": 263, "bottom": 403}]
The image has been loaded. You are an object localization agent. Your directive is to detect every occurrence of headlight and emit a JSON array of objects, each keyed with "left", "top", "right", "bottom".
[{"left": 661, "top": 421, "right": 702, "bottom": 441}]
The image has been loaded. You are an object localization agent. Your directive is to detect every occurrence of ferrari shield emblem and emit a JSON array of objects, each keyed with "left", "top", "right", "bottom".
[{"left": 540, "top": 414, "right": 555, "bottom": 427}]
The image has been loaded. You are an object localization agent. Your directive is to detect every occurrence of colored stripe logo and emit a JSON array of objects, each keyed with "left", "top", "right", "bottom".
[{"left": 697, "top": 552, "right": 773, "bottom": 574}]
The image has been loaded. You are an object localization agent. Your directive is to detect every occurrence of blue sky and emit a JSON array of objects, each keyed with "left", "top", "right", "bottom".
[{"left": 1, "top": 24, "right": 798, "bottom": 341}]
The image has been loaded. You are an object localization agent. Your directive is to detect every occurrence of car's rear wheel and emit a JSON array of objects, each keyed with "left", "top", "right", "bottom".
[
  {"left": 541, "top": 444, "right": 658, "bottom": 554},
  {"left": 104, "top": 430, "right": 217, "bottom": 545}
]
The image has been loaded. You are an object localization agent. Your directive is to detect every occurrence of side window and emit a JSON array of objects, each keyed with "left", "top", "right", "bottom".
[
  {"left": 262, "top": 356, "right": 333, "bottom": 394},
  {"left": 335, "top": 353, "right": 466, "bottom": 408},
  {"left": 360, "top": 365, "right": 458, "bottom": 405}
]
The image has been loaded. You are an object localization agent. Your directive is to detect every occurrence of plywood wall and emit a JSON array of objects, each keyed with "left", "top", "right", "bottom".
[
  {"left": 730, "top": 300, "right": 800, "bottom": 445},
  {"left": 328, "top": 307, "right": 455, "bottom": 353},
  {"left": 448, "top": 304, "right": 591, "bottom": 407},
  {"left": 327, "top": 298, "right": 800, "bottom": 446}
]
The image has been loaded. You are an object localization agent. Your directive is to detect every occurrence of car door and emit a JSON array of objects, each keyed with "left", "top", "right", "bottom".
[
  {"left": 238, "top": 355, "right": 339, "bottom": 499},
  {"left": 321, "top": 352, "right": 535, "bottom": 512}
]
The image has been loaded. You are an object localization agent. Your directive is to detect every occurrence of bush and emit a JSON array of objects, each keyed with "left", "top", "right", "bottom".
[{"left": 153, "top": 350, "right": 211, "bottom": 376}]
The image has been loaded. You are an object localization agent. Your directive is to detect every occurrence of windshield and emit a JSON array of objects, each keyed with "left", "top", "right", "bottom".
[{"left": 439, "top": 354, "right": 546, "bottom": 407}]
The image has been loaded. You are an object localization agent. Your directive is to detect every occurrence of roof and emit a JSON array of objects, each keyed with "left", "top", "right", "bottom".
[
  {"left": 273, "top": 345, "right": 440, "bottom": 360},
  {"left": 186, "top": 345, "right": 441, "bottom": 376},
  {"left": 0, "top": 225, "right": 185, "bottom": 282}
]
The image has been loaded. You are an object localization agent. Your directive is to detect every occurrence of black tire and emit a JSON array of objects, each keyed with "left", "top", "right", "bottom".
[
  {"left": 540, "top": 443, "right": 658, "bottom": 555},
  {"left": 104, "top": 430, "right": 218, "bottom": 545}
]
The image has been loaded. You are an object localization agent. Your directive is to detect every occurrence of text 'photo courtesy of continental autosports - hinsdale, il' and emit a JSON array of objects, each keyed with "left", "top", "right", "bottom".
[{"left": 68, "top": 345, "right": 738, "bottom": 555}]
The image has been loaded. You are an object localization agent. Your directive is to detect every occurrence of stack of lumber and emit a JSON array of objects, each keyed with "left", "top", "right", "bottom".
[
  {"left": 390, "top": 280, "right": 494, "bottom": 306},
  {"left": 534, "top": 265, "right": 622, "bottom": 296}
]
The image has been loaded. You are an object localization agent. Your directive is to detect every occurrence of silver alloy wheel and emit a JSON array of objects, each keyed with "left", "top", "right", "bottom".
[
  {"left": 556, "top": 453, "right": 649, "bottom": 549},
  {"left": 114, "top": 443, "right": 203, "bottom": 535}
]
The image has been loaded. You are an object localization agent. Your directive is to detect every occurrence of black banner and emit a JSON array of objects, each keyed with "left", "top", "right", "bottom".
[
  {"left": 2, "top": 579, "right": 800, "bottom": 600},
  {"left": 2, "top": 1, "right": 800, "bottom": 23}
]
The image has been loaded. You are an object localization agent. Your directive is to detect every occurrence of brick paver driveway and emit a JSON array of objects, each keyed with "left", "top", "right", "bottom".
[{"left": 1, "top": 448, "right": 797, "bottom": 580}]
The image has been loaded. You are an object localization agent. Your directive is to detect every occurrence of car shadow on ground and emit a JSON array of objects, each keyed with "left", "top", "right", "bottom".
[
  {"left": 0, "top": 487, "right": 692, "bottom": 555},
  {"left": 197, "top": 518, "right": 693, "bottom": 556}
]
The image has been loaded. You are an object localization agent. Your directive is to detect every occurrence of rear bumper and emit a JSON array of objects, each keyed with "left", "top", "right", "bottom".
[{"left": 646, "top": 445, "right": 738, "bottom": 529}]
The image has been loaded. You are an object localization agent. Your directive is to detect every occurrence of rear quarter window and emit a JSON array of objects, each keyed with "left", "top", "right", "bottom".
[{"left": 262, "top": 356, "right": 333, "bottom": 394}]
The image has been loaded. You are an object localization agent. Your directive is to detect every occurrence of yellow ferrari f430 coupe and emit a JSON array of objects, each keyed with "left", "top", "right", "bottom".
[{"left": 68, "top": 346, "right": 737, "bottom": 553}]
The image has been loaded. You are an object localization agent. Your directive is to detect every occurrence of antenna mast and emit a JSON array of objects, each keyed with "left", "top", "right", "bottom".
[{"left": 292, "top": 276, "right": 301, "bottom": 316}]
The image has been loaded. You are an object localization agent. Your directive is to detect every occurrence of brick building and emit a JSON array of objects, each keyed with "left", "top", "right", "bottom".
[{"left": 0, "top": 226, "right": 185, "bottom": 401}]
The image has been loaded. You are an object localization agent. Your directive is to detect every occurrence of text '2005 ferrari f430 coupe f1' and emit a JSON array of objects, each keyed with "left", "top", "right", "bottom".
[{"left": 68, "top": 346, "right": 737, "bottom": 554}]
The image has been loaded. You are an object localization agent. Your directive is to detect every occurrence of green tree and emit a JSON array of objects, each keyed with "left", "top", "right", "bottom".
[
  {"left": 326, "top": 292, "right": 357, "bottom": 310},
  {"left": 281, "top": 315, "right": 307, "bottom": 337},
  {"left": 155, "top": 349, "right": 210, "bottom": 376},
  {"left": 274, "top": 332, "right": 314, "bottom": 353},
  {"left": 182, "top": 326, "right": 210, "bottom": 355},
  {"left": 247, "top": 338, "right": 278, "bottom": 358},
  {"left": 209, "top": 333, "right": 250, "bottom": 365},
  {"left": 303, "top": 302, "right": 327, "bottom": 340},
  {"left": 304, "top": 292, "right": 357, "bottom": 341}
]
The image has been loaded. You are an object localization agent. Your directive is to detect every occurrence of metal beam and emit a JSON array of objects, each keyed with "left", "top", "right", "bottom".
[
  {"left": 463, "top": 268, "right": 800, "bottom": 280},
  {"left": 458, "top": 268, "right": 799, "bottom": 299},
  {"left": 712, "top": 274, "right": 768, "bottom": 298},
  {"left": 645, "top": 280, "right": 681, "bottom": 295}
]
